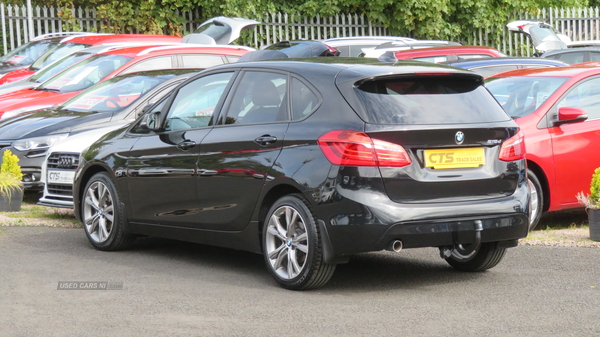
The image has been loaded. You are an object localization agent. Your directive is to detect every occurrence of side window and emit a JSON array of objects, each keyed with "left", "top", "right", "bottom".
[
  {"left": 122, "top": 56, "right": 174, "bottom": 74},
  {"left": 557, "top": 52, "right": 585, "bottom": 65},
  {"left": 349, "top": 45, "right": 376, "bottom": 57},
  {"left": 221, "top": 71, "right": 288, "bottom": 125},
  {"left": 180, "top": 54, "right": 227, "bottom": 68},
  {"left": 458, "top": 54, "right": 492, "bottom": 60},
  {"left": 291, "top": 77, "right": 319, "bottom": 120},
  {"left": 225, "top": 55, "right": 240, "bottom": 63},
  {"left": 590, "top": 52, "right": 600, "bottom": 62},
  {"left": 335, "top": 46, "right": 350, "bottom": 57},
  {"left": 412, "top": 56, "right": 448, "bottom": 63},
  {"left": 164, "top": 72, "right": 234, "bottom": 131},
  {"left": 557, "top": 77, "right": 600, "bottom": 120}
]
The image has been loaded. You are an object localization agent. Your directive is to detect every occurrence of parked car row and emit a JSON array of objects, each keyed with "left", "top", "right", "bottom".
[{"left": 0, "top": 21, "right": 596, "bottom": 289}]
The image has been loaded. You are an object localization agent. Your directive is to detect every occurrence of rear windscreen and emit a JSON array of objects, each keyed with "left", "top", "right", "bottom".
[{"left": 354, "top": 75, "right": 511, "bottom": 124}]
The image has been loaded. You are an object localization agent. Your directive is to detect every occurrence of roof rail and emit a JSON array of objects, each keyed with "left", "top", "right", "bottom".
[
  {"left": 137, "top": 43, "right": 255, "bottom": 56},
  {"left": 31, "top": 32, "right": 87, "bottom": 41}
]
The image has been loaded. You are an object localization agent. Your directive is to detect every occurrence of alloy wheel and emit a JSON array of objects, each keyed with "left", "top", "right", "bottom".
[
  {"left": 265, "top": 205, "right": 309, "bottom": 280},
  {"left": 83, "top": 181, "right": 115, "bottom": 243}
]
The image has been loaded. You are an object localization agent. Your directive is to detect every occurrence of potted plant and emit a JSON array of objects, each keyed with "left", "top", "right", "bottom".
[
  {"left": 0, "top": 149, "right": 23, "bottom": 212},
  {"left": 576, "top": 167, "right": 600, "bottom": 241}
]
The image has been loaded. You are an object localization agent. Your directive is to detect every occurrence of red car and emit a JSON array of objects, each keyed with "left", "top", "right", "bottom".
[
  {"left": 0, "top": 44, "right": 250, "bottom": 119},
  {"left": 390, "top": 46, "right": 507, "bottom": 63},
  {"left": 0, "top": 34, "right": 182, "bottom": 85},
  {"left": 485, "top": 66, "right": 599, "bottom": 229}
]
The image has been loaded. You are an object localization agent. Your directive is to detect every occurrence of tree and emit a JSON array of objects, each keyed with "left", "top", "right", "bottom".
[{"left": 50, "top": 0, "right": 588, "bottom": 40}]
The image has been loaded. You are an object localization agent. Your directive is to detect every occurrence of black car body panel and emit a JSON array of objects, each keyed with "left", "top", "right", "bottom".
[{"left": 73, "top": 59, "right": 529, "bottom": 288}]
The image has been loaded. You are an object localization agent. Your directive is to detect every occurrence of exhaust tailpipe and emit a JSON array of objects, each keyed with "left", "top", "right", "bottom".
[{"left": 386, "top": 240, "right": 403, "bottom": 252}]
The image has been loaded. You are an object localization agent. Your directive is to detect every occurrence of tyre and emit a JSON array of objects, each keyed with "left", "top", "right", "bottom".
[
  {"left": 262, "top": 194, "right": 336, "bottom": 290},
  {"left": 528, "top": 169, "right": 544, "bottom": 231},
  {"left": 445, "top": 242, "right": 506, "bottom": 272},
  {"left": 82, "top": 172, "right": 135, "bottom": 251}
]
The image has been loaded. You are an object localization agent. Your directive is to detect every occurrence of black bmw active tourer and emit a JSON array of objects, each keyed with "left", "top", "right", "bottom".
[{"left": 73, "top": 58, "right": 530, "bottom": 290}]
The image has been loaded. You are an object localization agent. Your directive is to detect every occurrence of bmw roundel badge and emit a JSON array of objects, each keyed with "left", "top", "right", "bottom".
[{"left": 455, "top": 131, "right": 465, "bottom": 145}]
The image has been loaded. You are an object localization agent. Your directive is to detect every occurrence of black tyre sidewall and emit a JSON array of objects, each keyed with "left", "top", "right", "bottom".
[
  {"left": 528, "top": 169, "right": 544, "bottom": 231},
  {"left": 262, "top": 195, "right": 320, "bottom": 289},
  {"left": 446, "top": 242, "right": 506, "bottom": 272},
  {"left": 82, "top": 172, "right": 130, "bottom": 251}
]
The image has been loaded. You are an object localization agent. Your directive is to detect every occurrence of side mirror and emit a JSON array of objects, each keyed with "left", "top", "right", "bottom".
[
  {"left": 554, "top": 107, "right": 588, "bottom": 126},
  {"left": 138, "top": 111, "right": 162, "bottom": 132},
  {"left": 137, "top": 104, "right": 154, "bottom": 118}
]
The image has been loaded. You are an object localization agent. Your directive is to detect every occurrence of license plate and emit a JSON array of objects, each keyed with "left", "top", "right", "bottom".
[
  {"left": 47, "top": 170, "right": 75, "bottom": 184},
  {"left": 424, "top": 148, "right": 485, "bottom": 169}
]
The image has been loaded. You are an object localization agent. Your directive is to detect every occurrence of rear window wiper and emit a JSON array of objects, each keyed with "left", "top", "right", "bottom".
[{"left": 34, "top": 87, "right": 61, "bottom": 93}]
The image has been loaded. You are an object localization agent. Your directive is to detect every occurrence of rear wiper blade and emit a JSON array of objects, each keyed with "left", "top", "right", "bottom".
[{"left": 34, "top": 87, "right": 61, "bottom": 93}]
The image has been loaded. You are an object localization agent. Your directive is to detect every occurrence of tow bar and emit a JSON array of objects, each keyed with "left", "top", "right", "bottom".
[{"left": 439, "top": 220, "right": 483, "bottom": 260}]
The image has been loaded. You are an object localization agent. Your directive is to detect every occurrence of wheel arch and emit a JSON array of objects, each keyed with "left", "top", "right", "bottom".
[
  {"left": 255, "top": 180, "right": 344, "bottom": 264},
  {"left": 527, "top": 159, "right": 550, "bottom": 213},
  {"left": 75, "top": 163, "right": 113, "bottom": 217},
  {"left": 256, "top": 182, "right": 304, "bottom": 246}
]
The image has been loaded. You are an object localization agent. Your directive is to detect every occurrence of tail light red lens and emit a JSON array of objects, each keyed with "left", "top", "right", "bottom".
[
  {"left": 318, "top": 130, "right": 412, "bottom": 167},
  {"left": 499, "top": 130, "right": 526, "bottom": 161},
  {"left": 324, "top": 43, "right": 340, "bottom": 56}
]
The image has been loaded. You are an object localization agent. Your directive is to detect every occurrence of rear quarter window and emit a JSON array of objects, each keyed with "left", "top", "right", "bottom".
[{"left": 354, "top": 75, "right": 510, "bottom": 124}]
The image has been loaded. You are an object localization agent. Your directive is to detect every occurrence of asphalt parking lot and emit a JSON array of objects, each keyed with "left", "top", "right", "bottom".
[{"left": 1, "top": 226, "right": 599, "bottom": 336}]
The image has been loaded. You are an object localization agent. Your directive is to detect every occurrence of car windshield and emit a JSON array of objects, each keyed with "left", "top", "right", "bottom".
[
  {"left": 354, "top": 75, "right": 511, "bottom": 124},
  {"left": 61, "top": 73, "right": 174, "bottom": 113},
  {"left": 485, "top": 76, "right": 568, "bottom": 118},
  {"left": 37, "top": 54, "right": 132, "bottom": 93},
  {"left": 29, "top": 51, "right": 94, "bottom": 84},
  {"left": 29, "top": 42, "right": 89, "bottom": 71},
  {"left": 0, "top": 40, "right": 58, "bottom": 65}
]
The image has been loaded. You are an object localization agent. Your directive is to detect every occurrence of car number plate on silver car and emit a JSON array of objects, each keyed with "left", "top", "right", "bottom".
[{"left": 47, "top": 170, "right": 75, "bottom": 184}]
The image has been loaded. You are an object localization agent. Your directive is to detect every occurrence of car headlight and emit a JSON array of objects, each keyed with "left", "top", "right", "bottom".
[
  {"left": 1, "top": 105, "right": 53, "bottom": 120},
  {"left": 13, "top": 133, "right": 69, "bottom": 156}
]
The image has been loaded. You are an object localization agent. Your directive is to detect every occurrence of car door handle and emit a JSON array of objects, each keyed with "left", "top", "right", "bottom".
[
  {"left": 177, "top": 140, "right": 196, "bottom": 151},
  {"left": 254, "top": 135, "right": 277, "bottom": 146}
]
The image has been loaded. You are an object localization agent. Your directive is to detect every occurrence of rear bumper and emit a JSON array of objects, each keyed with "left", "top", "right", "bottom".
[
  {"left": 316, "top": 182, "right": 530, "bottom": 256},
  {"left": 324, "top": 213, "right": 528, "bottom": 256}
]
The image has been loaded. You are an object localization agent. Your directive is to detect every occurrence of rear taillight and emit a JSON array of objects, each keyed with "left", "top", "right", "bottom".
[
  {"left": 318, "top": 130, "right": 412, "bottom": 167},
  {"left": 499, "top": 130, "right": 526, "bottom": 161},
  {"left": 323, "top": 43, "right": 340, "bottom": 56}
]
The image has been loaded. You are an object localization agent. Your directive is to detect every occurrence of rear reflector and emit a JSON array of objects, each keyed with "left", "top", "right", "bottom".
[
  {"left": 499, "top": 130, "right": 526, "bottom": 161},
  {"left": 318, "top": 130, "right": 412, "bottom": 167}
]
